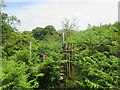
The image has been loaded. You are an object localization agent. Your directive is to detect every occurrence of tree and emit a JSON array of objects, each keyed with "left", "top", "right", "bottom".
[
  {"left": 62, "top": 18, "right": 79, "bottom": 37},
  {"left": 1, "top": 13, "right": 20, "bottom": 44},
  {"left": 44, "top": 25, "right": 56, "bottom": 35},
  {"left": 32, "top": 27, "right": 44, "bottom": 40},
  {"left": 32, "top": 25, "right": 57, "bottom": 40}
]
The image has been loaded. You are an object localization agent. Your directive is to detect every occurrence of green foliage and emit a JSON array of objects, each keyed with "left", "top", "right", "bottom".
[
  {"left": 65, "top": 22, "right": 119, "bottom": 89},
  {"left": 32, "top": 27, "right": 44, "bottom": 40},
  {"left": 1, "top": 10, "right": 119, "bottom": 89},
  {"left": 1, "top": 13, "right": 20, "bottom": 44},
  {"left": 32, "top": 25, "right": 57, "bottom": 40},
  {"left": 2, "top": 32, "right": 36, "bottom": 58},
  {"left": 2, "top": 59, "right": 30, "bottom": 89},
  {"left": 66, "top": 22, "right": 118, "bottom": 43},
  {"left": 36, "top": 59, "right": 61, "bottom": 89}
]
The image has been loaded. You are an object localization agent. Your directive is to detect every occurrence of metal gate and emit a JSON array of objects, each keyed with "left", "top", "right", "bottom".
[{"left": 62, "top": 42, "right": 113, "bottom": 77}]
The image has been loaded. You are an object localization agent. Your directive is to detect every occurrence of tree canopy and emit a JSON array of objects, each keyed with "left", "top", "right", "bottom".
[{"left": 32, "top": 25, "right": 57, "bottom": 40}]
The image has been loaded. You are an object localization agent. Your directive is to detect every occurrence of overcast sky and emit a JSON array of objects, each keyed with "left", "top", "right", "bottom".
[{"left": 3, "top": 0, "right": 119, "bottom": 31}]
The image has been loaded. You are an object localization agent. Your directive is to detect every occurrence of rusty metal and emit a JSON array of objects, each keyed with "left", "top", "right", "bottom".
[
  {"left": 68, "top": 43, "right": 70, "bottom": 76},
  {"left": 62, "top": 42, "right": 111, "bottom": 77}
]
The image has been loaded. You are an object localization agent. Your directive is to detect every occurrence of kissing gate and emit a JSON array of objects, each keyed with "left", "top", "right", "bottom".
[
  {"left": 62, "top": 42, "right": 113, "bottom": 79},
  {"left": 61, "top": 33, "right": 113, "bottom": 77},
  {"left": 59, "top": 33, "right": 120, "bottom": 89}
]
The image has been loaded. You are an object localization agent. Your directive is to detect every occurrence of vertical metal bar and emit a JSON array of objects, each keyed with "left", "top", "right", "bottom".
[
  {"left": 74, "top": 43, "right": 76, "bottom": 68},
  {"left": 62, "top": 33, "right": 65, "bottom": 45},
  {"left": 66, "top": 43, "right": 68, "bottom": 76},
  {"left": 67, "top": 43, "right": 69, "bottom": 75},
  {"left": 72, "top": 43, "right": 75, "bottom": 73},
  {"left": 70, "top": 43, "right": 71, "bottom": 75},
  {"left": 62, "top": 33, "right": 67, "bottom": 76},
  {"left": 71, "top": 43, "right": 73, "bottom": 74},
  {"left": 68, "top": 43, "right": 70, "bottom": 76}
]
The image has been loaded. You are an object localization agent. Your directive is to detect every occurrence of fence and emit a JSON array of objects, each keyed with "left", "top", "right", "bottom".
[{"left": 62, "top": 42, "right": 118, "bottom": 77}]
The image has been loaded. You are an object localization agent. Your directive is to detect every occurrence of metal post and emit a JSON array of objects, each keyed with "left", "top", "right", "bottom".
[
  {"left": 100, "top": 23, "right": 102, "bottom": 26},
  {"left": 74, "top": 43, "right": 76, "bottom": 73},
  {"left": 62, "top": 33, "right": 65, "bottom": 45},
  {"left": 68, "top": 43, "right": 71, "bottom": 76}
]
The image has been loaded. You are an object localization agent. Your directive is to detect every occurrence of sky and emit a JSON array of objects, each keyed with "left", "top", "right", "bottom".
[{"left": 3, "top": 0, "right": 119, "bottom": 31}]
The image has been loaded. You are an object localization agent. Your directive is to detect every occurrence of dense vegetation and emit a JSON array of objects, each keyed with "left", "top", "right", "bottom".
[{"left": 1, "top": 4, "right": 120, "bottom": 90}]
